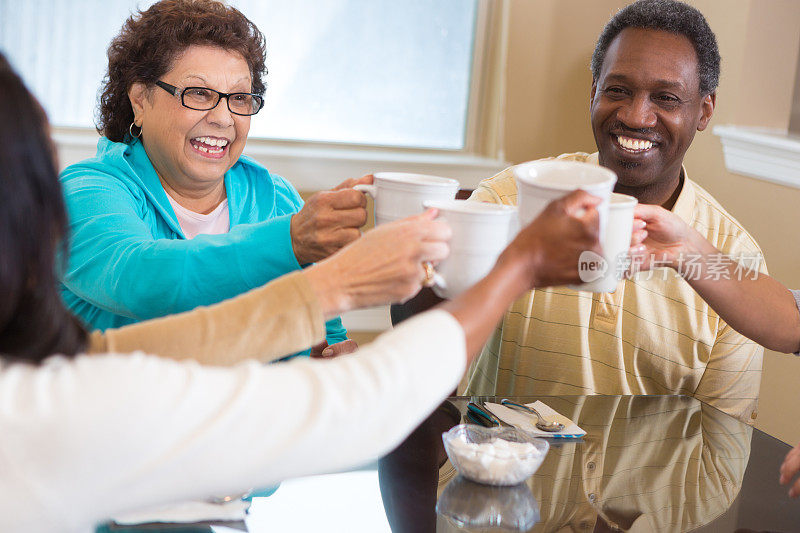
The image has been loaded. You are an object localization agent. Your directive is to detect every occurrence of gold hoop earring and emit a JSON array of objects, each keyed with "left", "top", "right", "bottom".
[{"left": 129, "top": 122, "right": 142, "bottom": 139}]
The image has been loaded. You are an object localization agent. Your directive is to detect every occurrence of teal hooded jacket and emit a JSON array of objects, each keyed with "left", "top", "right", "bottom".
[{"left": 59, "top": 137, "right": 346, "bottom": 348}]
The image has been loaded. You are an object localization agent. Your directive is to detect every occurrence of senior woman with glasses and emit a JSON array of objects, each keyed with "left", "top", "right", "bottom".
[{"left": 59, "top": 0, "right": 367, "bottom": 356}]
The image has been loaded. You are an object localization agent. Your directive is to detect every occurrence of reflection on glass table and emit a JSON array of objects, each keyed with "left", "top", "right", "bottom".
[
  {"left": 437, "top": 395, "right": 749, "bottom": 532},
  {"left": 381, "top": 395, "right": 800, "bottom": 533},
  {"left": 437, "top": 476, "right": 539, "bottom": 531}
]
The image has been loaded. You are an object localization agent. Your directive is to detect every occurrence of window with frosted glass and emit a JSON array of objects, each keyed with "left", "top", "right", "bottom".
[{"left": 0, "top": 0, "right": 478, "bottom": 150}]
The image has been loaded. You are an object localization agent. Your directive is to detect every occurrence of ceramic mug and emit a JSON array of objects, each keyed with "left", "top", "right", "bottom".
[
  {"left": 513, "top": 160, "right": 617, "bottom": 233},
  {"left": 512, "top": 160, "right": 618, "bottom": 292},
  {"left": 575, "top": 193, "right": 638, "bottom": 293},
  {"left": 354, "top": 172, "right": 460, "bottom": 225},
  {"left": 421, "top": 199, "right": 517, "bottom": 299}
]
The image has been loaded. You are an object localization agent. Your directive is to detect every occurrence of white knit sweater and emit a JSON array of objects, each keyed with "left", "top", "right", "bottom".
[{"left": 0, "top": 310, "right": 465, "bottom": 533}]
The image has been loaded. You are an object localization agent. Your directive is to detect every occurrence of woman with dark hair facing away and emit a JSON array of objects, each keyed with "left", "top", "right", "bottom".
[
  {"left": 59, "top": 0, "right": 377, "bottom": 357},
  {"left": 0, "top": 53, "right": 605, "bottom": 532}
]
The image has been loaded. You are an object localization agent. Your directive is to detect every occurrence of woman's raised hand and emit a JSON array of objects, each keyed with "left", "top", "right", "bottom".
[
  {"left": 304, "top": 209, "right": 451, "bottom": 319},
  {"left": 290, "top": 175, "right": 374, "bottom": 264}
]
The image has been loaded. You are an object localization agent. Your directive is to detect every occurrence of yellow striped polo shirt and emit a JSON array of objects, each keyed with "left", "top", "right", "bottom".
[{"left": 461, "top": 152, "right": 766, "bottom": 423}]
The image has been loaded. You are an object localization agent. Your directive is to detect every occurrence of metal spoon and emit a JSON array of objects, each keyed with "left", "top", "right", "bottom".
[{"left": 500, "top": 399, "right": 565, "bottom": 432}]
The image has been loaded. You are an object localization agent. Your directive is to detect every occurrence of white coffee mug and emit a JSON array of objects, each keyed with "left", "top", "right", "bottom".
[
  {"left": 513, "top": 160, "right": 617, "bottom": 292},
  {"left": 355, "top": 172, "right": 460, "bottom": 225},
  {"left": 422, "top": 199, "right": 517, "bottom": 300},
  {"left": 513, "top": 160, "right": 617, "bottom": 234},
  {"left": 575, "top": 193, "right": 638, "bottom": 293}
]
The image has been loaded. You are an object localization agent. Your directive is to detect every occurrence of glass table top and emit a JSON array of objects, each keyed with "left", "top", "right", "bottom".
[{"left": 102, "top": 395, "right": 800, "bottom": 532}]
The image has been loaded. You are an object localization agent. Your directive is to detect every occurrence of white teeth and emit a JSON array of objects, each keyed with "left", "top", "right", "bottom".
[
  {"left": 192, "top": 137, "right": 229, "bottom": 148},
  {"left": 196, "top": 145, "right": 223, "bottom": 154},
  {"left": 617, "top": 136, "right": 653, "bottom": 151}
]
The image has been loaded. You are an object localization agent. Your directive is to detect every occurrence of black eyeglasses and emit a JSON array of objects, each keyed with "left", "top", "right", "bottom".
[{"left": 155, "top": 81, "right": 264, "bottom": 116}]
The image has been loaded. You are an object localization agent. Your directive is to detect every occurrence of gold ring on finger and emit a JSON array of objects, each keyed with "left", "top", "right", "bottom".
[{"left": 422, "top": 261, "right": 436, "bottom": 287}]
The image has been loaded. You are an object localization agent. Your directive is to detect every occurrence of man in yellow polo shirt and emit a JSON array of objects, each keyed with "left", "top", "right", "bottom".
[{"left": 462, "top": 0, "right": 765, "bottom": 423}]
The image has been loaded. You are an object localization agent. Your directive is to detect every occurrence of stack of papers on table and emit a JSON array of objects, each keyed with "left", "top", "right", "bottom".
[{"left": 483, "top": 401, "right": 586, "bottom": 439}]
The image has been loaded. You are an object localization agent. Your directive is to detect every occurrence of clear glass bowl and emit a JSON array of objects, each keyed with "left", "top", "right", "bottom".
[{"left": 442, "top": 424, "right": 549, "bottom": 486}]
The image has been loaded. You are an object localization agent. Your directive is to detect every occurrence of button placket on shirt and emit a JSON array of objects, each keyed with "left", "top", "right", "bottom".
[
  {"left": 582, "top": 437, "right": 603, "bottom": 529},
  {"left": 590, "top": 283, "right": 625, "bottom": 334}
]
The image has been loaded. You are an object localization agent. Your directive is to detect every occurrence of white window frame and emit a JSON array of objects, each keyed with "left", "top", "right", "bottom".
[{"left": 52, "top": 0, "right": 510, "bottom": 191}]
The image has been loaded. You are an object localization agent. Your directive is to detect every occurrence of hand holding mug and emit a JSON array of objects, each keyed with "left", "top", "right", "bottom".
[
  {"left": 436, "top": 190, "right": 603, "bottom": 358},
  {"left": 513, "top": 160, "right": 629, "bottom": 291},
  {"left": 628, "top": 203, "right": 699, "bottom": 275},
  {"left": 497, "top": 190, "right": 603, "bottom": 290},
  {"left": 290, "top": 174, "right": 373, "bottom": 264},
  {"left": 420, "top": 199, "right": 517, "bottom": 299},
  {"left": 304, "top": 209, "right": 452, "bottom": 317}
]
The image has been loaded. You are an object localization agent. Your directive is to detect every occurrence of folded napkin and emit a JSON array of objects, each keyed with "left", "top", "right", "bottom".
[
  {"left": 483, "top": 401, "right": 586, "bottom": 439},
  {"left": 112, "top": 498, "right": 250, "bottom": 526}
]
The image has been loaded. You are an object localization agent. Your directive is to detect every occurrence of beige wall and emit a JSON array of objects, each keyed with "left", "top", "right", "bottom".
[
  {"left": 689, "top": 0, "right": 800, "bottom": 446},
  {"left": 501, "top": 0, "right": 800, "bottom": 444}
]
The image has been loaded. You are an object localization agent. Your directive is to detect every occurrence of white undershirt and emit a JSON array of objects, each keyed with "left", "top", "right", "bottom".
[
  {"left": 0, "top": 310, "right": 466, "bottom": 533},
  {"left": 165, "top": 193, "right": 230, "bottom": 239}
]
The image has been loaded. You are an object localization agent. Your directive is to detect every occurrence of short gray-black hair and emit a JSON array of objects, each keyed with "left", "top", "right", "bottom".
[{"left": 590, "top": 0, "right": 720, "bottom": 95}]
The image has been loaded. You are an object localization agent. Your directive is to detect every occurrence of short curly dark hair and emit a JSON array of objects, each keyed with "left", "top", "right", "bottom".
[
  {"left": 590, "top": 0, "right": 720, "bottom": 95},
  {"left": 97, "top": 0, "right": 267, "bottom": 142}
]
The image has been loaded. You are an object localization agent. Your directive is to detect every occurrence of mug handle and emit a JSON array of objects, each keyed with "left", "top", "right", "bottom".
[
  {"left": 431, "top": 272, "right": 449, "bottom": 299},
  {"left": 354, "top": 183, "right": 377, "bottom": 198}
]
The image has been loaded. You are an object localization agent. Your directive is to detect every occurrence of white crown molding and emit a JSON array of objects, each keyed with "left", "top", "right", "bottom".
[{"left": 713, "top": 125, "right": 800, "bottom": 189}]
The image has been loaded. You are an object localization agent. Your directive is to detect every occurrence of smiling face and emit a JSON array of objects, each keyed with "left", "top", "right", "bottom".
[
  {"left": 129, "top": 45, "right": 253, "bottom": 193},
  {"left": 590, "top": 28, "right": 715, "bottom": 203}
]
